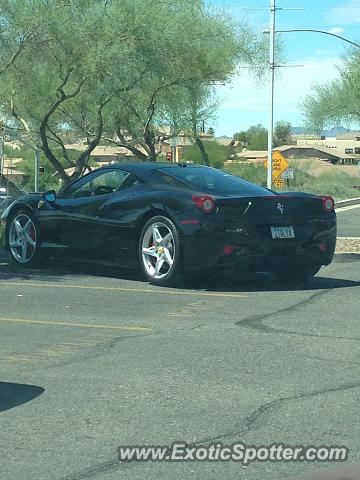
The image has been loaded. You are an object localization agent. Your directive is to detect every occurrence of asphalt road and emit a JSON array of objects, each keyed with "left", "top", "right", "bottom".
[
  {"left": 1, "top": 257, "right": 360, "bottom": 480},
  {"left": 336, "top": 205, "right": 360, "bottom": 237}
]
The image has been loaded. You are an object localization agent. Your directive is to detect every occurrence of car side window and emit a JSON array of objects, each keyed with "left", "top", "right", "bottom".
[
  {"left": 62, "top": 170, "right": 139, "bottom": 199},
  {"left": 155, "top": 170, "right": 191, "bottom": 190}
]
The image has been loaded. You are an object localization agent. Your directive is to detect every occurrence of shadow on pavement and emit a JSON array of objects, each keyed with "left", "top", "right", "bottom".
[
  {"left": 0, "top": 258, "right": 142, "bottom": 283},
  {"left": 194, "top": 273, "right": 360, "bottom": 293},
  {"left": 0, "top": 256, "right": 359, "bottom": 293},
  {"left": 0, "top": 382, "right": 44, "bottom": 412}
]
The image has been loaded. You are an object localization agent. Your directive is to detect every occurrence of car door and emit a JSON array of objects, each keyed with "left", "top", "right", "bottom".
[
  {"left": 93, "top": 180, "right": 148, "bottom": 266},
  {"left": 39, "top": 169, "right": 138, "bottom": 260}
]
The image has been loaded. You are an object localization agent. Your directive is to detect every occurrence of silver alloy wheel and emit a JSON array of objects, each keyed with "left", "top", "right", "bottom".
[
  {"left": 141, "top": 221, "right": 175, "bottom": 279},
  {"left": 9, "top": 214, "right": 37, "bottom": 264}
]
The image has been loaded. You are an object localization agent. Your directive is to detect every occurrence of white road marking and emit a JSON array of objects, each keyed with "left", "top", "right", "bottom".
[{"left": 336, "top": 204, "right": 360, "bottom": 213}]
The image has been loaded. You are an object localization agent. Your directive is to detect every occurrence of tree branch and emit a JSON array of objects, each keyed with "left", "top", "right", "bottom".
[
  {"left": 38, "top": 69, "right": 86, "bottom": 184},
  {"left": 114, "top": 128, "right": 149, "bottom": 161},
  {"left": 45, "top": 124, "right": 75, "bottom": 167},
  {"left": 74, "top": 104, "right": 104, "bottom": 177}
]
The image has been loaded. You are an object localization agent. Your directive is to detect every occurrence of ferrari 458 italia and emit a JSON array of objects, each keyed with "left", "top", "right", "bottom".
[{"left": 0, "top": 163, "right": 336, "bottom": 286}]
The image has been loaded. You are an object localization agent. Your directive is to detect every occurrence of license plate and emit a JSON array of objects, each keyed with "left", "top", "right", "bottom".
[{"left": 271, "top": 226, "right": 295, "bottom": 239}]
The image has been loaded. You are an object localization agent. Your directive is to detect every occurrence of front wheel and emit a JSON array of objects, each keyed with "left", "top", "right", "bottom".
[
  {"left": 7, "top": 211, "right": 42, "bottom": 266},
  {"left": 138, "top": 216, "right": 183, "bottom": 286}
]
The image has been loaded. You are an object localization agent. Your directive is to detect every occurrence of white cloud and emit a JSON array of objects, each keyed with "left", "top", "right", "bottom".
[
  {"left": 326, "top": 1, "right": 360, "bottom": 25},
  {"left": 214, "top": 56, "right": 341, "bottom": 135},
  {"left": 327, "top": 27, "right": 345, "bottom": 34}
]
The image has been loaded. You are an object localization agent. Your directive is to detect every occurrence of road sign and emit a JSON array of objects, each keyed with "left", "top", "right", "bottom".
[
  {"left": 169, "top": 137, "right": 178, "bottom": 147},
  {"left": 282, "top": 168, "right": 294, "bottom": 180},
  {"left": 272, "top": 178, "right": 284, "bottom": 189},
  {"left": 263, "top": 150, "right": 289, "bottom": 179}
]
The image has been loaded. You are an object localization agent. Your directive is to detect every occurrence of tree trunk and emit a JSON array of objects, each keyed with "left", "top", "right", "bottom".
[{"left": 195, "top": 135, "right": 210, "bottom": 166}]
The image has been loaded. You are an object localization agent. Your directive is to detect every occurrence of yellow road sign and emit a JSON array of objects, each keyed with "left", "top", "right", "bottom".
[
  {"left": 263, "top": 150, "right": 289, "bottom": 179},
  {"left": 272, "top": 178, "right": 284, "bottom": 189}
]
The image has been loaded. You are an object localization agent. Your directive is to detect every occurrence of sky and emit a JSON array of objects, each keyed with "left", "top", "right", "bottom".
[{"left": 208, "top": 0, "right": 360, "bottom": 136}]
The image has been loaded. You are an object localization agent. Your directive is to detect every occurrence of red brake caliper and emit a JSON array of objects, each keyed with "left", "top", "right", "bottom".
[
  {"left": 29, "top": 226, "right": 35, "bottom": 241},
  {"left": 150, "top": 237, "right": 156, "bottom": 266},
  {"left": 28, "top": 226, "right": 36, "bottom": 253}
]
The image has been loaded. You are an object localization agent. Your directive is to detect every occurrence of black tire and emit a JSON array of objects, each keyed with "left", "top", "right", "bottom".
[
  {"left": 273, "top": 261, "right": 322, "bottom": 286},
  {"left": 138, "top": 215, "right": 183, "bottom": 286},
  {"left": 7, "top": 210, "right": 43, "bottom": 267}
]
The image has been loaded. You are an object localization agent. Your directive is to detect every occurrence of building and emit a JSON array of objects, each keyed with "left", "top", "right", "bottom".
[
  {"left": 289, "top": 133, "right": 360, "bottom": 163},
  {"left": 1, "top": 157, "right": 27, "bottom": 183},
  {"left": 278, "top": 145, "right": 360, "bottom": 165},
  {"left": 64, "top": 144, "right": 142, "bottom": 164}
]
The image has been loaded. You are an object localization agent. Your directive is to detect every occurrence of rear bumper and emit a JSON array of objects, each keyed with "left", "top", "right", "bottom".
[{"left": 178, "top": 215, "right": 337, "bottom": 272}]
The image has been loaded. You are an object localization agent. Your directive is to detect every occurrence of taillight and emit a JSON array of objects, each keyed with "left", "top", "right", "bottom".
[
  {"left": 321, "top": 195, "right": 335, "bottom": 213},
  {"left": 191, "top": 195, "right": 216, "bottom": 214}
]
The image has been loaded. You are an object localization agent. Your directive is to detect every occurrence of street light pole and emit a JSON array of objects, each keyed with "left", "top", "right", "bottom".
[
  {"left": 14, "top": 136, "right": 40, "bottom": 192},
  {"left": 34, "top": 149, "right": 40, "bottom": 192},
  {"left": 277, "top": 29, "right": 360, "bottom": 49},
  {"left": 265, "top": 21, "right": 359, "bottom": 190},
  {"left": 267, "top": 0, "right": 276, "bottom": 189}
]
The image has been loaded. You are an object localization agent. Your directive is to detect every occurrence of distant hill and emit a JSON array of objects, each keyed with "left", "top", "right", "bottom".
[{"left": 291, "top": 126, "right": 357, "bottom": 137}]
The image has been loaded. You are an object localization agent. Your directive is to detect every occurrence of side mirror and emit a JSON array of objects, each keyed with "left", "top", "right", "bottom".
[{"left": 43, "top": 190, "right": 57, "bottom": 203}]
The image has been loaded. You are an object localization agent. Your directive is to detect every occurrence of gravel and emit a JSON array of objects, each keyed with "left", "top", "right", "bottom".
[{"left": 336, "top": 237, "right": 360, "bottom": 254}]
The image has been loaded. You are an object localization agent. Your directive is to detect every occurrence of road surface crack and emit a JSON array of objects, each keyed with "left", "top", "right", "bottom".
[
  {"left": 58, "top": 379, "right": 360, "bottom": 480},
  {"left": 199, "top": 379, "right": 360, "bottom": 444},
  {"left": 234, "top": 289, "right": 357, "bottom": 340}
]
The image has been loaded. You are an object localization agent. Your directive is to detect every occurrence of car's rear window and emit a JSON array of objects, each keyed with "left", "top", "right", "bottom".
[{"left": 156, "top": 166, "right": 272, "bottom": 196}]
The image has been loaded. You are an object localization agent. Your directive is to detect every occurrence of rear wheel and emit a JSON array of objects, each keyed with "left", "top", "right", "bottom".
[
  {"left": 7, "top": 211, "right": 42, "bottom": 266},
  {"left": 273, "top": 261, "right": 321, "bottom": 285},
  {"left": 139, "top": 216, "right": 183, "bottom": 286}
]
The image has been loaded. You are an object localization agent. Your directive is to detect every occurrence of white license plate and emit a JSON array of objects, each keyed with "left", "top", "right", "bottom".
[{"left": 271, "top": 226, "right": 295, "bottom": 239}]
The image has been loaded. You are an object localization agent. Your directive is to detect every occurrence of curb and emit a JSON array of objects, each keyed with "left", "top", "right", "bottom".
[
  {"left": 335, "top": 197, "right": 360, "bottom": 208},
  {"left": 333, "top": 252, "right": 360, "bottom": 263}
]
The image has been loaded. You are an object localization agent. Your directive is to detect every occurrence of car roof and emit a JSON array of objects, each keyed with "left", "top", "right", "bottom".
[
  {"left": 102, "top": 162, "right": 207, "bottom": 171},
  {"left": 98, "top": 162, "right": 207, "bottom": 180}
]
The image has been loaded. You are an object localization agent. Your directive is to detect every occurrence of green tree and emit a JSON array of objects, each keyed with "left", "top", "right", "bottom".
[
  {"left": 235, "top": 124, "right": 268, "bottom": 150},
  {"left": 0, "top": 0, "right": 141, "bottom": 183},
  {"left": 274, "top": 120, "right": 291, "bottom": 146},
  {"left": 233, "top": 130, "right": 248, "bottom": 146},
  {"left": 183, "top": 140, "right": 230, "bottom": 169},
  {"left": 302, "top": 47, "right": 360, "bottom": 131},
  {"left": 0, "top": 1, "right": 159, "bottom": 184},
  {"left": 0, "top": 0, "right": 268, "bottom": 186},
  {"left": 0, "top": 1, "right": 40, "bottom": 76},
  {"left": 163, "top": 84, "right": 220, "bottom": 166},
  {"left": 103, "top": 4, "right": 266, "bottom": 164}
]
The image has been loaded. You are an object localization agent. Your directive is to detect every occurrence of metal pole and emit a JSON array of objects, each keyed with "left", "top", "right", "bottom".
[
  {"left": 267, "top": 0, "right": 276, "bottom": 189},
  {"left": 34, "top": 149, "right": 40, "bottom": 192}
]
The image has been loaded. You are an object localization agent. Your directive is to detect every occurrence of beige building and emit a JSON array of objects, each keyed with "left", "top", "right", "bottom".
[
  {"left": 1, "top": 157, "right": 27, "bottom": 183},
  {"left": 64, "top": 144, "right": 142, "bottom": 164},
  {"left": 290, "top": 133, "right": 360, "bottom": 162}
]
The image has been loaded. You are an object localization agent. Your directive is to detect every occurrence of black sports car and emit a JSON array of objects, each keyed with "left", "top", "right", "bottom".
[{"left": 0, "top": 162, "right": 336, "bottom": 286}]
